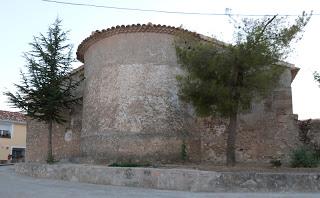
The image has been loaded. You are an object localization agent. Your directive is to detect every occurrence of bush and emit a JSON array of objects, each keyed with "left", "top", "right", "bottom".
[
  {"left": 181, "top": 141, "right": 187, "bottom": 162},
  {"left": 46, "top": 156, "right": 56, "bottom": 164},
  {"left": 270, "top": 159, "right": 282, "bottom": 167},
  {"left": 290, "top": 147, "right": 319, "bottom": 168}
]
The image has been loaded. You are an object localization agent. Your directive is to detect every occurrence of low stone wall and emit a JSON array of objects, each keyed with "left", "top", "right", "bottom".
[{"left": 15, "top": 163, "right": 320, "bottom": 192}]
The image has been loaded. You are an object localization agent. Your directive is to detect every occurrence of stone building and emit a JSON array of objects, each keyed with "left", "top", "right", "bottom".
[{"left": 26, "top": 24, "right": 300, "bottom": 164}]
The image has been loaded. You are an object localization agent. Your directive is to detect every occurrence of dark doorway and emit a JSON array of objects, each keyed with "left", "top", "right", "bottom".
[{"left": 12, "top": 148, "right": 25, "bottom": 162}]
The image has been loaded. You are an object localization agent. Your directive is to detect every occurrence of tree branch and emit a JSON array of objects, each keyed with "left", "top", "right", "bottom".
[{"left": 255, "top": 15, "right": 277, "bottom": 44}]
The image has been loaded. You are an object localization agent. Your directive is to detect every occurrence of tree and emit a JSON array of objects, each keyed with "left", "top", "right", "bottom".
[
  {"left": 4, "top": 19, "right": 80, "bottom": 163},
  {"left": 175, "top": 12, "right": 311, "bottom": 166},
  {"left": 314, "top": 72, "right": 320, "bottom": 85}
]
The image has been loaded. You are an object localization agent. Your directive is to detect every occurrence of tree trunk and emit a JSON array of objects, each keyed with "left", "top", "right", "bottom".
[
  {"left": 226, "top": 112, "right": 238, "bottom": 166},
  {"left": 226, "top": 59, "right": 242, "bottom": 166},
  {"left": 47, "top": 120, "right": 53, "bottom": 162}
]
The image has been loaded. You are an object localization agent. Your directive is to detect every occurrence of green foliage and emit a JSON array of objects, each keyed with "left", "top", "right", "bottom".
[
  {"left": 176, "top": 41, "right": 284, "bottom": 117},
  {"left": 109, "top": 162, "right": 151, "bottom": 167},
  {"left": 175, "top": 13, "right": 311, "bottom": 118},
  {"left": 175, "top": 13, "right": 311, "bottom": 166},
  {"left": 46, "top": 155, "right": 56, "bottom": 164},
  {"left": 4, "top": 18, "right": 81, "bottom": 163},
  {"left": 181, "top": 141, "right": 187, "bottom": 162},
  {"left": 314, "top": 71, "right": 320, "bottom": 85},
  {"left": 4, "top": 18, "right": 80, "bottom": 124},
  {"left": 290, "top": 147, "right": 319, "bottom": 168}
]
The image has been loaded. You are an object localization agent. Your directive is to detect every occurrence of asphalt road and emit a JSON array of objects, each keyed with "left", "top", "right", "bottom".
[{"left": 0, "top": 165, "right": 319, "bottom": 198}]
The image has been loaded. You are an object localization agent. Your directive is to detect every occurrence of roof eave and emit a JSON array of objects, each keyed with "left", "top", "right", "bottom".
[
  {"left": 0, "top": 119, "right": 26, "bottom": 125},
  {"left": 76, "top": 23, "right": 223, "bottom": 63}
]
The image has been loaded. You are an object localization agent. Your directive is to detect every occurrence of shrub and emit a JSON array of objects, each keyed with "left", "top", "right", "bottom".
[
  {"left": 290, "top": 147, "right": 319, "bottom": 168},
  {"left": 181, "top": 141, "right": 187, "bottom": 162},
  {"left": 270, "top": 159, "right": 282, "bottom": 167},
  {"left": 46, "top": 156, "right": 58, "bottom": 164}
]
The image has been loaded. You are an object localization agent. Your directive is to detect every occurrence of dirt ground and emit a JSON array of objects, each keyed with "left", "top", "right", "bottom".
[{"left": 155, "top": 162, "right": 320, "bottom": 173}]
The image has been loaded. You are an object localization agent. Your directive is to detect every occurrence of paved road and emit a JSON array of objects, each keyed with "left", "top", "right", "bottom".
[{"left": 0, "top": 165, "right": 319, "bottom": 198}]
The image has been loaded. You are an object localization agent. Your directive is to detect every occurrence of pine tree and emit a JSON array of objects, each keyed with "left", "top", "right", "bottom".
[
  {"left": 175, "top": 13, "right": 311, "bottom": 166},
  {"left": 314, "top": 72, "right": 320, "bottom": 85},
  {"left": 5, "top": 18, "right": 81, "bottom": 163}
]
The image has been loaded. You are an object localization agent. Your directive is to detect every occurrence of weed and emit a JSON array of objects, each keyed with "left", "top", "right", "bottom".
[{"left": 290, "top": 147, "right": 319, "bottom": 168}]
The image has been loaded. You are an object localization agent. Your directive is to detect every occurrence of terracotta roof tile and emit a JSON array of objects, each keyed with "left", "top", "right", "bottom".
[
  {"left": 76, "top": 23, "right": 299, "bottom": 80},
  {"left": 0, "top": 110, "right": 26, "bottom": 123},
  {"left": 76, "top": 23, "right": 224, "bottom": 63}
]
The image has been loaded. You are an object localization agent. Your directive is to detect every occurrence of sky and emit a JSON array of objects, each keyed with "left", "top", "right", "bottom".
[{"left": 0, "top": 0, "right": 319, "bottom": 119}]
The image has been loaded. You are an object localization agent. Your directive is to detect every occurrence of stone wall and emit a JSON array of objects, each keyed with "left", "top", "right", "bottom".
[
  {"left": 26, "top": 28, "right": 300, "bottom": 165},
  {"left": 298, "top": 119, "right": 320, "bottom": 151},
  {"left": 80, "top": 32, "right": 200, "bottom": 163},
  {"left": 15, "top": 163, "right": 320, "bottom": 192},
  {"left": 25, "top": 68, "right": 84, "bottom": 163},
  {"left": 26, "top": 105, "right": 82, "bottom": 162},
  {"left": 199, "top": 68, "right": 300, "bottom": 164}
]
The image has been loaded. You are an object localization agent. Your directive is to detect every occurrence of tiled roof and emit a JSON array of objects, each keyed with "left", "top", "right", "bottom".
[
  {"left": 76, "top": 23, "right": 224, "bottom": 63},
  {"left": 76, "top": 23, "right": 299, "bottom": 81},
  {"left": 0, "top": 110, "right": 26, "bottom": 123}
]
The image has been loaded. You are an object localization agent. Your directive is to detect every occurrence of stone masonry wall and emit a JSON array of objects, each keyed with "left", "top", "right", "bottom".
[
  {"left": 25, "top": 69, "right": 84, "bottom": 163},
  {"left": 26, "top": 105, "right": 82, "bottom": 162},
  {"left": 298, "top": 119, "right": 320, "bottom": 151},
  {"left": 26, "top": 29, "right": 300, "bottom": 165},
  {"left": 16, "top": 163, "right": 320, "bottom": 192},
  {"left": 80, "top": 32, "right": 201, "bottom": 164},
  {"left": 199, "top": 68, "right": 300, "bottom": 164}
]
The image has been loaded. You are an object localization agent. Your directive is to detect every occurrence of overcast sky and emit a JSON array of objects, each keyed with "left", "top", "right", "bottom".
[{"left": 0, "top": 0, "right": 319, "bottom": 119}]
